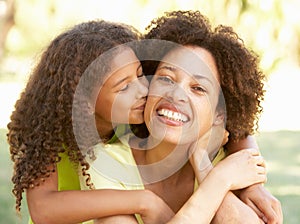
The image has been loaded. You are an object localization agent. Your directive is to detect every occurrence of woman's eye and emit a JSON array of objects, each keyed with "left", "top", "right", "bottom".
[
  {"left": 157, "top": 76, "right": 174, "bottom": 84},
  {"left": 192, "top": 86, "right": 207, "bottom": 93}
]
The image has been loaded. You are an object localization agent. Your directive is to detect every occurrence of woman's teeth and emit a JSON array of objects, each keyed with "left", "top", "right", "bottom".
[{"left": 157, "top": 109, "right": 188, "bottom": 122}]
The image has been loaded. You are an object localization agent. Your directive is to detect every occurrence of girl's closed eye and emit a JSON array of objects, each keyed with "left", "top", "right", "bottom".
[
  {"left": 119, "top": 73, "right": 145, "bottom": 92},
  {"left": 119, "top": 83, "right": 130, "bottom": 92},
  {"left": 137, "top": 72, "right": 145, "bottom": 78}
]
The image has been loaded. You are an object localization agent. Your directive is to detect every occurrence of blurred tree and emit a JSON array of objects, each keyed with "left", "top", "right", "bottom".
[
  {"left": 0, "top": 0, "right": 15, "bottom": 61},
  {"left": 1, "top": 0, "right": 299, "bottom": 77}
]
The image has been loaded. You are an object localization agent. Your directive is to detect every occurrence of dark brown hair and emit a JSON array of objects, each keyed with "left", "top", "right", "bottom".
[
  {"left": 7, "top": 20, "right": 140, "bottom": 212},
  {"left": 144, "top": 10, "right": 265, "bottom": 140}
]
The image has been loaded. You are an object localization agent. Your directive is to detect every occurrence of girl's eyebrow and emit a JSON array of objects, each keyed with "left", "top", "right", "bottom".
[
  {"left": 136, "top": 63, "right": 142, "bottom": 71},
  {"left": 113, "top": 77, "right": 129, "bottom": 88},
  {"left": 112, "top": 63, "right": 142, "bottom": 88}
]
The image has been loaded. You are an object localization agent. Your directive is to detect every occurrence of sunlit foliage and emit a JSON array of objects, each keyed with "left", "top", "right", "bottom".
[{"left": 1, "top": 0, "right": 300, "bottom": 75}]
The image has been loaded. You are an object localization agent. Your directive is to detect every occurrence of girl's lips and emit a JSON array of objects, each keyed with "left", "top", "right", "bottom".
[{"left": 133, "top": 99, "right": 147, "bottom": 110}]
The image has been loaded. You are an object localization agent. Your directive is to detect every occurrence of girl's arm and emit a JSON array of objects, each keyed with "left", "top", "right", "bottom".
[
  {"left": 94, "top": 148, "right": 266, "bottom": 224},
  {"left": 26, "top": 168, "right": 174, "bottom": 224},
  {"left": 190, "top": 146, "right": 265, "bottom": 224},
  {"left": 169, "top": 148, "right": 266, "bottom": 224},
  {"left": 225, "top": 135, "right": 283, "bottom": 223},
  {"left": 225, "top": 135, "right": 258, "bottom": 155}
]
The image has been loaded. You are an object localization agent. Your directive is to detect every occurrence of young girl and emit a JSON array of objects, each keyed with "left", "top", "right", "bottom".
[{"left": 7, "top": 20, "right": 174, "bottom": 224}]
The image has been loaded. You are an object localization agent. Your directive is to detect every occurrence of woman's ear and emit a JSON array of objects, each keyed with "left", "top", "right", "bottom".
[{"left": 213, "top": 110, "right": 225, "bottom": 126}]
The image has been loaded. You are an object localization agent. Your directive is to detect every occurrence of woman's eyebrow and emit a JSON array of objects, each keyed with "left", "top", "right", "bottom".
[
  {"left": 193, "top": 74, "right": 214, "bottom": 85},
  {"left": 156, "top": 65, "right": 177, "bottom": 72},
  {"left": 157, "top": 65, "right": 214, "bottom": 84}
]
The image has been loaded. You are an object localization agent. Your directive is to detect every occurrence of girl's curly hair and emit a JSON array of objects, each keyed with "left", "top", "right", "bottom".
[
  {"left": 144, "top": 10, "right": 265, "bottom": 140},
  {"left": 7, "top": 20, "right": 140, "bottom": 212}
]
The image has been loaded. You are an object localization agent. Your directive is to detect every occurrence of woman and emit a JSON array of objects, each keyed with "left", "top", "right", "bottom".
[
  {"left": 143, "top": 10, "right": 282, "bottom": 223},
  {"left": 86, "top": 43, "right": 266, "bottom": 224},
  {"left": 84, "top": 10, "right": 282, "bottom": 223}
]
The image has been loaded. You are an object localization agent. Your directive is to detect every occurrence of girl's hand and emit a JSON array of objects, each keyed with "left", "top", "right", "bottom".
[
  {"left": 238, "top": 184, "right": 283, "bottom": 224},
  {"left": 215, "top": 148, "right": 267, "bottom": 190},
  {"left": 188, "top": 125, "right": 228, "bottom": 182},
  {"left": 188, "top": 135, "right": 213, "bottom": 183},
  {"left": 191, "top": 125, "right": 228, "bottom": 161},
  {"left": 140, "top": 190, "right": 175, "bottom": 224}
]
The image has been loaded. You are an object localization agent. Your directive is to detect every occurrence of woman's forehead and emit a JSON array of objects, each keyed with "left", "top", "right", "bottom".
[{"left": 159, "top": 46, "right": 220, "bottom": 83}]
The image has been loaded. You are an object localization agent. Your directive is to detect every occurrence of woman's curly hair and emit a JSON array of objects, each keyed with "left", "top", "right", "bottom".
[
  {"left": 144, "top": 10, "right": 265, "bottom": 140},
  {"left": 7, "top": 20, "right": 140, "bottom": 212}
]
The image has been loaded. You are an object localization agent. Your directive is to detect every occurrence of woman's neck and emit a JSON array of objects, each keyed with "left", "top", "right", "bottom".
[
  {"left": 130, "top": 136, "right": 191, "bottom": 184},
  {"left": 132, "top": 137, "right": 188, "bottom": 163},
  {"left": 143, "top": 155, "right": 195, "bottom": 213}
]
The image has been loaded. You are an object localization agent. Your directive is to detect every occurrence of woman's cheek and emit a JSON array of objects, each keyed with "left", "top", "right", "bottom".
[
  {"left": 144, "top": 96, "right": 156, "bottom": 123},
  {"left": 148, "top": 82, "right": 166, "bottom": 98}
]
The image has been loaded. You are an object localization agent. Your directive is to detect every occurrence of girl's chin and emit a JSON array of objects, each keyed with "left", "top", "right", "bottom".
[{"left": 128, "top": 116, "right": 145, "bottom": 124}]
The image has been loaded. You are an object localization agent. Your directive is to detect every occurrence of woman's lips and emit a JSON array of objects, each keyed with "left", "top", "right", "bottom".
[
  {"left": 155, "top": 102, "right": 190, "bottom": 126},
  {"left": 157, "top": 108, "right": 188, "bottom": 122}
]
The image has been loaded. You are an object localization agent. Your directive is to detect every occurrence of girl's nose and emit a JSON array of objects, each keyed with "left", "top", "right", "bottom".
[{"left": 136, "top": 75, "right": 149, "bottom": 98}]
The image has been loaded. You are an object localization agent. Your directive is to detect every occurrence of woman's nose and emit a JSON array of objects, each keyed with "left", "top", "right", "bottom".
[{"left": 165, "top": 84, "right": 188, "bottom": 103}]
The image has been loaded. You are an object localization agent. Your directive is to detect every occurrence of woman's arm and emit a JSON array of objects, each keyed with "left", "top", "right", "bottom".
[{"left": 26, "top": 168, "right": 174, "bottom": 224}]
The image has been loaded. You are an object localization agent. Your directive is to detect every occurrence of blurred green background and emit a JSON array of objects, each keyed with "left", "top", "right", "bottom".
[{"left": 1, "top": 0, "right": 299, "bottom": 223}]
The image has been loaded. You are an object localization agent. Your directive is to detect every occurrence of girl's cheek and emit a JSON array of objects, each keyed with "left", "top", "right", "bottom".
[{"left": 141, "top": 76, "right": 150, "bottom": 87}]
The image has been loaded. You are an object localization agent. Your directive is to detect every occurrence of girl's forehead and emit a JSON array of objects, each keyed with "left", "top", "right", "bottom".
[
  {"left": 100, "top": 46, "right": 140, "bottom": 85},
  {"left": 110, "top": 47, "right": 139, "bottom": 69}
]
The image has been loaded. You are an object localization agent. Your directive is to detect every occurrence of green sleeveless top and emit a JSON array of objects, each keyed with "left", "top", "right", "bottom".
[
  {"left": 28, "top": 125, "right": 128, "bottom": 224},
  {"left": 28, "top": 152, "right": 81, "bottom": 224}
]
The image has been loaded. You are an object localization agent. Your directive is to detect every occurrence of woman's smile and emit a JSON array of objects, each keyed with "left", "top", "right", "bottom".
[{"left": 156, "top": 102, "right": 190, "bottom": 126}]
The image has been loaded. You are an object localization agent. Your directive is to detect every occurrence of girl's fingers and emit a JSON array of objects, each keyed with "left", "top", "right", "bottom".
[
  {"left": 256, "top": 166, "right": 267, "bottom": 175},
  {"left": 246, "top": 148, "right": 260, "bottom": 156},
  {"left": 255, "top": 155, "right": 266, "bottom": 167}
]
